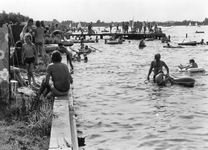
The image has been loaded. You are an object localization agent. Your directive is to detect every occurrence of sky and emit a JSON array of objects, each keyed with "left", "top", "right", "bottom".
[{"left": 1, "top": 0, "right": 208, "bottom": 22}]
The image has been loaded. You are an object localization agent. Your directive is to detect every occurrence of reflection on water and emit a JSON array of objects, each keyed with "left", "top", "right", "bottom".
[{"left": 71, "top": 26, "right": 208, "bottom": 150}]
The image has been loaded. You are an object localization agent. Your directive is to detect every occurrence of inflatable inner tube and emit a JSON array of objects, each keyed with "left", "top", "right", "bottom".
[
  {"left": 45, "top": 44, "right": 59, "bottom": 53},
  {"left": 61, "top": 41, "right": 74, "bottom": 46},
  {"left": 179, "top": 68, "right": 205, "bottom": 73},
  {"left": 187, "top": 68, "right": 205, "bottom": 73},
  {"left": 173, "top": 77, "right": 195, "bottom": 87}
]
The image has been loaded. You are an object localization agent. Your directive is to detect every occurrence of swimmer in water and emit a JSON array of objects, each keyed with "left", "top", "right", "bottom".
[{"left": 147, "top": 53, "right": 169, "bottom": 82}]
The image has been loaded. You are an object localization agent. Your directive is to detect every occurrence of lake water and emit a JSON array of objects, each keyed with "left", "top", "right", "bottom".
[{"left": 70, "top": 26, "right": 208, "bottom": 150}]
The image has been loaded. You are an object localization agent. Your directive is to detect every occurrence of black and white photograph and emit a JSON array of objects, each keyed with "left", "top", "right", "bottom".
[{"left": 0, "top": 0, "right": 208, "bottom": 149}]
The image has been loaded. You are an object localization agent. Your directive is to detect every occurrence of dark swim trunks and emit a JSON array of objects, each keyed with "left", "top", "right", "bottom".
[
  {"left": 24, "top": 57, "right": 35, "bottom": 64},
  {"left": 35, "top": 41, "right": 43, "bottom": 46},
  {"left": 54, "top": 86, "right": 69, "bottom": 92}
]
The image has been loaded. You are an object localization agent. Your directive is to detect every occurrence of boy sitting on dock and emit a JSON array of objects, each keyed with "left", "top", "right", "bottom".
[{"left": 38, "top": 50, "right": 73, "bottom": 97}]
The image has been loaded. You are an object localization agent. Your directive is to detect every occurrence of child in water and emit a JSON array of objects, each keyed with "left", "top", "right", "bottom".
[
  {"left": 178, "top": 59, "right": 198, "bottom": 69},
  {"left": 22, "top": 33, "right": 38, "bottom": 86},
  {"left": 155, "top": 70, "right": 173, "bottom": 86}
]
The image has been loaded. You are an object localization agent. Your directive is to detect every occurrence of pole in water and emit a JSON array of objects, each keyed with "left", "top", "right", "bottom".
[{"left": 186, "top": 33, "right": 188, "bottom": 38}]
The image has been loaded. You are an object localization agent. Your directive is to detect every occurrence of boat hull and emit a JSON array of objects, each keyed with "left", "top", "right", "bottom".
[{"left": 178, "top": 41, "right": 197, "bottom": 46}]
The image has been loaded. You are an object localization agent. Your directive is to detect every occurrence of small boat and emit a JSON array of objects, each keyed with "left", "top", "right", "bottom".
[
  {"left": 145, "top": 38, "right": 155, "bottom": 41},
  {"left": 195, "top": 31, "right": 204, "bottom": 33},
  {"left": 178, "top": 41, "right": 197, "bottom": 46},
  {"left": 71, "top": 39, "right": 97, "bottom": 43},
  {"left": 163, "top": 45, "right": 184, "bottom": 48},
  {"left": 105, "top": 39, "right": 123, "bottom": 44}
]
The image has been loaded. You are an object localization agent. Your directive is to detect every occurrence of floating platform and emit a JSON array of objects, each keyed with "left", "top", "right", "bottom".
[{"left": 68, "top": 33, "right": 166, "bottom": 40}]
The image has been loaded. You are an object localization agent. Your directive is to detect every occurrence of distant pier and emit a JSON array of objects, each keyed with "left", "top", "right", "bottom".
[{"left": 67, "top": 32, "right": 166, "bottom": 40}]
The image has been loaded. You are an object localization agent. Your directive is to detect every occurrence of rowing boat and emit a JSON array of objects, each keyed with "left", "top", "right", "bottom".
[
  {"left": 105, "top": 39, "right": 123, "bottom": 44},
  {"left": 178, "top": 41, "right": 197, "bottom": 46}
]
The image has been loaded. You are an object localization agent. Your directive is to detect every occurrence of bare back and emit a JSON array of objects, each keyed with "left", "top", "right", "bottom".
[
  {"left": 152, "top": 60, "right": 164, "bottom": 75},
  {"left": 47, "top": 62, "right": 72, "bottom": 92},
  {"left": 35, "top": 27, "right": 45, "bottom": 41}
]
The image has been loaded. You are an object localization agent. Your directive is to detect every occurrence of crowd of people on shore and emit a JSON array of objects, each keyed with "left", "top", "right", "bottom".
[
  {"left": 8, "top": 18, "right": 75, "bottom": 96},
  {"left": 9, "top": 18, "right": 102, "bottom": 98}
]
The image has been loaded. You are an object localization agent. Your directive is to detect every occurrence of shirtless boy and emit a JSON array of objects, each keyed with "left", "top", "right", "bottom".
[
  {"left": 38, "top": 50, "right": 73, "bottom": 97},
  {"left": 22, "top": 33, "right": 37, "bottom": 86},
  {"left": 57, "top": 43, "right": 74, "bottom": 71}
]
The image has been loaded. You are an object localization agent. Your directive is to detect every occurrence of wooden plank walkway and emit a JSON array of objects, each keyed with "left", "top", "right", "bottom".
[{"left": 49, "top": 86, "right": 78, "bottom": 150}]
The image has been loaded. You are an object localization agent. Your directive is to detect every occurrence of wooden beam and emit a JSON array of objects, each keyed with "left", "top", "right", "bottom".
[{"left": 49, "top": 96, "right": 72, "bottom": 150}]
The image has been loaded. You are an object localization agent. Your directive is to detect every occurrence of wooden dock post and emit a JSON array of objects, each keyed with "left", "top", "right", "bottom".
[{"left": 10, "top": 80, "right": 18, "bottom": 99}]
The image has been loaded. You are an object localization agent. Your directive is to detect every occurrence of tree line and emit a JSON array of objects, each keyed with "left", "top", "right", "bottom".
[
  {"left": 1, "top": 10, "right": 208, "bottom": 27},
  {"left": 61, "top": 18, "right": 208, "bottom": 27}
]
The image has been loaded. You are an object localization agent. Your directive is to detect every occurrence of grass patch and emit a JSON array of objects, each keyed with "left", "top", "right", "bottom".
[{"left": 0, "top": 94, "right": 54, "bottom": 150}]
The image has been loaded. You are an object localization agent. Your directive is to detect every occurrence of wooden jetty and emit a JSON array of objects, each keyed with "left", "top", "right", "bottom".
[
  {"left": 68, "top": 32, "right": 166, "bottom": 40},
  {"left": 49, "top": 85, "right": 79, "bottom": 150}
]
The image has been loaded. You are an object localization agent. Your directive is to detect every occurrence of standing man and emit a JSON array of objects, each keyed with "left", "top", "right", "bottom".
[
  {"left": 57, "top": 43, "right": 74, "bottom": 71},
  {"left": 110, "top": 23, "right": 112, "bottom": 33},
  {"left": 147, "top": 53, "right": 169, "bottom": 82},
  {"left": 88, "top": 22, "right": 93, "bottom": 34}
]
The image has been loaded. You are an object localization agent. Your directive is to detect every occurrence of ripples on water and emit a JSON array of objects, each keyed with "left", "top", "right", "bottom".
[{"left": 70, "top": 26, "right": 208, "bottom": 150}]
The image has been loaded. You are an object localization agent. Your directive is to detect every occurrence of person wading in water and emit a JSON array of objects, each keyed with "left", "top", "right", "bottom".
[{"left": 147, "top": 53, "right": 169, "bottom": 82}]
